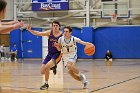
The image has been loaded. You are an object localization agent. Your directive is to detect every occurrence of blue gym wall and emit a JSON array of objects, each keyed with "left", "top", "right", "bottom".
[
  {"left": 94, "top": 26, "right": 140, "bottom": 58},
  {"left": 10, "top": 28, "right": 42, "bottom": 58},
  {"left": 80, "top": 27, "right": 94, "bottom": 58},
  {"left": 22, "top": 28, "right": 42, "bottom": 58},
  {"left": 10, "top": 29, "right": 22, "bottom": 58},
  {"left": 10, "top": 26, "right": 140, "bottom": 59}
]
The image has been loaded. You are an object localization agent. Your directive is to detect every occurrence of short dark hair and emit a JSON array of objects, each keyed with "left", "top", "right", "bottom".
[
  {"left": 52, "top": 21, "right": 61, "bottom": 27},
  {"left": 64, "top": 26, "right": 72, "bottom": 32},
  {"left": 0, "top": 0, "right": 7, "bottom": 12}
]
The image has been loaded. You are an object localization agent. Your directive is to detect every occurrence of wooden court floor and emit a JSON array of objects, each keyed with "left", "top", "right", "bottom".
[{"left": 0, "top": 59, "right": 140, "bottom": 93}]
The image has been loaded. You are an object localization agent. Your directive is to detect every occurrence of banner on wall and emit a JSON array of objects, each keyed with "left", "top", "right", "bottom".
[{"left": 32, "top": 0, "right": 69, "bottom": 11}]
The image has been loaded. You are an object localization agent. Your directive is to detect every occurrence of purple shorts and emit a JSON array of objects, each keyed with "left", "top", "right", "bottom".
[{"left": 42, "top": 52, "right": 61, "bottom": 64}]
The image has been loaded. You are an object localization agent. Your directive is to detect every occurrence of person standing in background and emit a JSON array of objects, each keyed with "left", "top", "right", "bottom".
[
  {"left": 10, "top": 43, "right": 18, "bottom": 62},
  {"left": 0, "top": 43, "right": 5, "bottom": 61},
  {"left": 105, "top": 50, "right": 112, "bottom": 62}
]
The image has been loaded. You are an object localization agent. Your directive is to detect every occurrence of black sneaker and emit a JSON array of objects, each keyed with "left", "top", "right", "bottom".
[
  {"left": 40, "top": 83, "right": 49, "bottom": 90},
  {"left": 50, "top": 65, "right": 57, "bottom": 75}
]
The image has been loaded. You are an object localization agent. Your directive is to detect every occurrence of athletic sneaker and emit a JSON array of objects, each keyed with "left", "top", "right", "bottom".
[
  {"left": 50, "top": 65, "right": 57, "bottom": 75},
  {"left": 40, "top": 83, "right": 49, "bottom": 90},
  {"left": 80, "top": 73, "right": 89, "bottom": 89},
  {"left": 83, "top": 80, "right": 89, "bottom": 89}
]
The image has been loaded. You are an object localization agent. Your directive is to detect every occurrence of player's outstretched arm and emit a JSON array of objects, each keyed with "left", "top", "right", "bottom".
[
  {"left": 1, "top": 20, "right": 19, "bottom": 25},
  {"left": 75, "top": 37, "right": 93, "bottom": 46},
  {"left": 79, "top": 41, "right": 92, "bottom": 46},
  {"left": 26, "top": 24, "right": 50, "bottom": 36},
  {"left": 0, "top": 21, "right": 24, "bottom": 34}
]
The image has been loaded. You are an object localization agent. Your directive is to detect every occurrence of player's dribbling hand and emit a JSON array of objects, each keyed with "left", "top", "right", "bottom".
[{"left": 12, "top": 21, "right": 24, "bottom": 29}]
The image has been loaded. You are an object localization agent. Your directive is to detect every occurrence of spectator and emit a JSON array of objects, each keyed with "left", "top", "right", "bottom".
[
  {"left": 0, "top": 43, "right": 6, "bottom": 61},
  {"left": 105, "top": 50, "right": 112, "bottom": 62},
  {"left": 0, "top": 44, "right": 1, "bottom": 59},
  {"left": 10, "top": 43, "right": 17, "bottom": 62}
]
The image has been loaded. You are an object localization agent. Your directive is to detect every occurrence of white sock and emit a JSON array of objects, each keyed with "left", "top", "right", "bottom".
[
  {"left": 80, "top": 73, "right": 86, "bottom": 83},
  {"left": 45, "top": 81, "right": 48, "bottom": 84}
]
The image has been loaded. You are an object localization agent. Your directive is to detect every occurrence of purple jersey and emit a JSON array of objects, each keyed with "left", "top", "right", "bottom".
[{"left": 48, "top": 31, "right": 62, "bottom": 54}]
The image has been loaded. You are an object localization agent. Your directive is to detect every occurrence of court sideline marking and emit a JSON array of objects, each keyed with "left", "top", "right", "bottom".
[{"left": 89, "top": 75, "right": 140, "bottom": 93}]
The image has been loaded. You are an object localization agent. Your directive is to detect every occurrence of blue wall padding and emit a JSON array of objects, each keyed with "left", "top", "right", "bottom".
[
  {"left": 10, "top": 26, "right": 140, "bottom": 59},
  {"left": 94, "top": 26, "right": 140, "bottom": 58},
  {"left": 22, "top": 28, "right": 42, "bottom": 58},
  {"left": 80, "top": 27, "right": 94, "bottom": 58},
  {"left": 10, "top": 29, "right": 22, "bottom": 58}
]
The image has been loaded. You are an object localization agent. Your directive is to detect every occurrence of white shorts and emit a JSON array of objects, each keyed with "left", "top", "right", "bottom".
[{"left": 62, "top": 53, "right": 77, "bottom": 67}]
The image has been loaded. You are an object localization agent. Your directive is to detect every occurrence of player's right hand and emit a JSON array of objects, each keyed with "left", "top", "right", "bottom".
[
  {"left": 12, "top": 21, "right": 24, "bottom": 29},
  {"left": 26, "top": 24, "right": 31, "bottom": 31}
]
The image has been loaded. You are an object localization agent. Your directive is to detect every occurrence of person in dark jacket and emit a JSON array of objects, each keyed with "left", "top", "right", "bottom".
[{"left": 105, "top": 50, "right": 112, "bottom": 62}]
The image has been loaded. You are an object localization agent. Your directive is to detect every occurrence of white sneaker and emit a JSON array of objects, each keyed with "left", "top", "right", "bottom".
[
  {"left": 83, "top": 80, "right": 89, "bottom": 89},
  {"left": 80, "top": 73, "right": 89, "bottom": 89}
]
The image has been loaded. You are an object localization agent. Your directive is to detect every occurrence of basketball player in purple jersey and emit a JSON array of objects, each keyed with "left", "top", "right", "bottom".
[{"left": 27, "top": 21, "right": 62, "bottom": 90}]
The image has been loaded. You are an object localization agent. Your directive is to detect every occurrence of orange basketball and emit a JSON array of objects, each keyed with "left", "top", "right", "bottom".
[{"left": 84, "top": 44, "right": 95, "bottom": 56}]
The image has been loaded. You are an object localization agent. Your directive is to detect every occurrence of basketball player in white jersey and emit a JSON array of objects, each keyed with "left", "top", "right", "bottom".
[{"left": 54, "top": 26, "right": 93, "bottom": 89}]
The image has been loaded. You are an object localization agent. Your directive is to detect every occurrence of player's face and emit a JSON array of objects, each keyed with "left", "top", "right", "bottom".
[
  {"left": 64, "top": 28, "right": 71, "bottom": 38},
  {"left": 52, "top": 23, "right": 60, "bottom": 31}
]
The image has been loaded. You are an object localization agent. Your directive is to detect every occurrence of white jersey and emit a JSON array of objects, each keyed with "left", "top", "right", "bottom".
[
  {"left": 58, "top": 36, "right": 81, "bottom": 54},
  {"left": 58, "top": 36, "right": 82, "bottom": 66}
]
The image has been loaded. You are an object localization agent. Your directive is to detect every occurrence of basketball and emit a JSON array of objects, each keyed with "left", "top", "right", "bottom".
[{"left": 84, "top": 44, "right": 95, "bottom": 56}]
